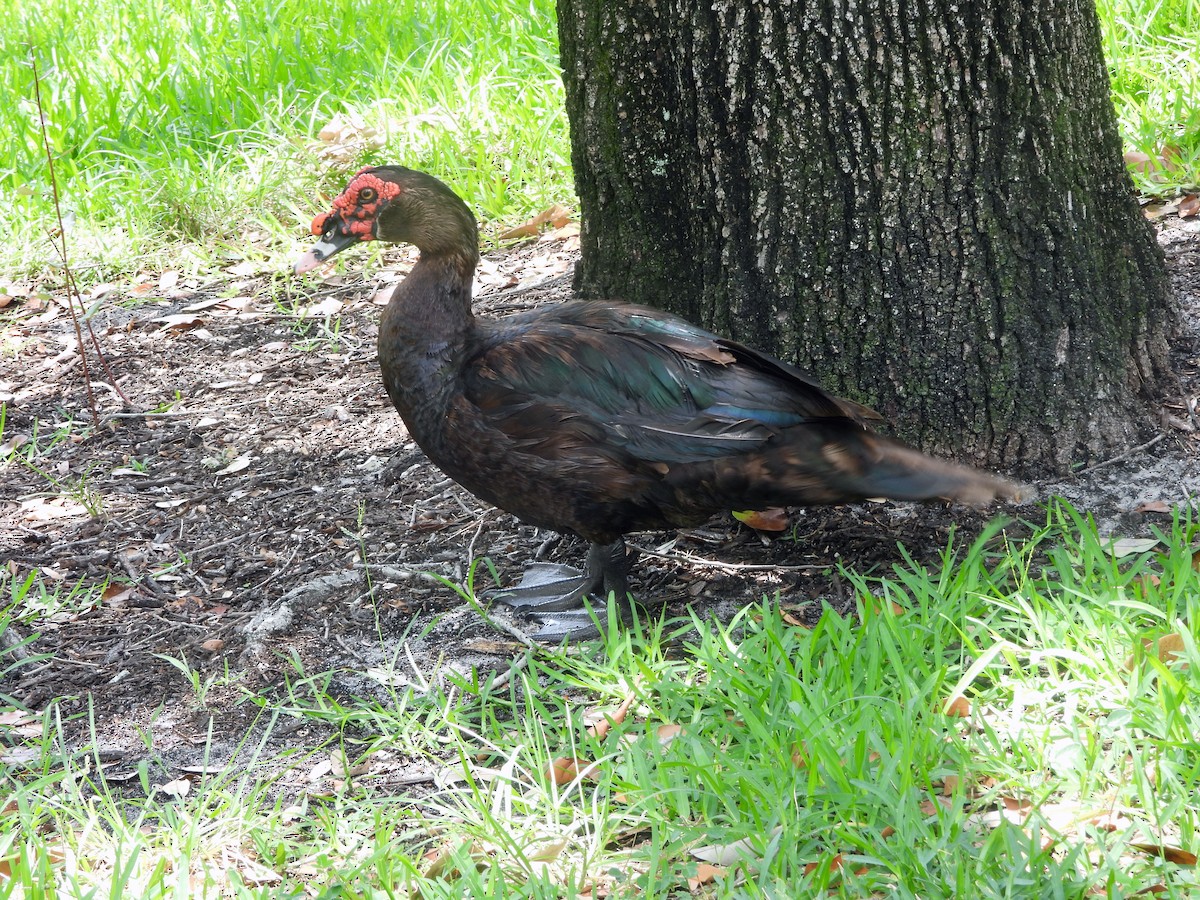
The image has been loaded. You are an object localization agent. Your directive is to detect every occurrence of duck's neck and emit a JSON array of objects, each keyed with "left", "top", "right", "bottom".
[
  {"left": 386, "top": 247, "right": 477, "bottom": 337},
  {"left": 378, "top": 246, "right": 478, "bottom": 422}
]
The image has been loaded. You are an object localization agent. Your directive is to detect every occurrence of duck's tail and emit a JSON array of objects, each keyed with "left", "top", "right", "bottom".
[{"left": 676, "top": 424, "right": 1026, "bottom": 510}]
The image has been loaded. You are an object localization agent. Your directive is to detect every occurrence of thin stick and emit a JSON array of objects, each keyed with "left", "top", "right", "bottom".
[
  {"left": 1073, "top": 433, "right": 1166, "bottom": 476},
  {"left": 30, "top": 53, "right": 97, "bottom": 421},
  {"left": 30, "top": 53, "right": 130, "bottom": 413},
  {"left": 629, "top": 542, "right": 828, "bottom": 573}
]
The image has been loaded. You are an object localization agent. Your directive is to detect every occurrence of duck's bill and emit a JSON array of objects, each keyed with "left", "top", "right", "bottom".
[{"left": 294, "top": 229, "right": 360, "bottom": 274}]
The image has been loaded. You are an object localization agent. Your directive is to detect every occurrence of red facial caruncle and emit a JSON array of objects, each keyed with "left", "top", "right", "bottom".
[{"left": 310, "top": 170, "right": 403, "bottom": 242}]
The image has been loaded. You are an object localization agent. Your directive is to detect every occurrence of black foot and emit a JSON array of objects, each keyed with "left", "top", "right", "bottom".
[
  {"left": 490, "top": 540, "right": 634, "bottom": 641},
  {"left": 488, "top": 563, "right": 597, "bottom": 612}
]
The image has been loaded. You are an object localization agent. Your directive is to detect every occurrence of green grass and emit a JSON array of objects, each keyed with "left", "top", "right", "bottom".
[
  {"left": 3, "top": 0, "right": 568, "bottom": 280},
  {"left": 2, "top": 0, "right": 1196, "bottom": 282},
  {"left": 4, "top": 2, "right": 1200, "bottom": 895},
  {"left": 3, "top": 501, "right": 1198, "bottom": 896},
  {"left": 1099, "top": 0, "right": 1200, "bottom": 194}
]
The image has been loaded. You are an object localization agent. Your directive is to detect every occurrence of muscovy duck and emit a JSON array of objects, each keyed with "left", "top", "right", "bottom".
[{"left": 296, "top": 166, "right": 1021, "bottom": 639}]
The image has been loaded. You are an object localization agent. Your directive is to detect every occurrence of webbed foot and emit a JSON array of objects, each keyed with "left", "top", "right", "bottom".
[{"left": 490, "top": 539, "right": 634, "bottom": 641}]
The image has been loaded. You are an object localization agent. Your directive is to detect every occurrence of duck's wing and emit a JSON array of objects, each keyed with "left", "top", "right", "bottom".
[{"left": 463, "top": 301, "right": 870, "bottom": 466}]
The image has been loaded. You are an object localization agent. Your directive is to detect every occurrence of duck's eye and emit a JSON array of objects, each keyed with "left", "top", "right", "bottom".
[{"left": 358, "top": 187, "right": 377, "bottom": 203}]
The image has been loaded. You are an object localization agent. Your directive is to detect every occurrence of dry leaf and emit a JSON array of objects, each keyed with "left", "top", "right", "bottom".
[
  {"left": 1135, "top": 500, "right": 1171, "bottom": 515},
  {"left": 154, "top": 313, "right": 205, "bottom": 333},
  {"left": 732, "top": 508, "right": 790, "bottom": 531},
  {"left": 527, "top": 837, "right": 568, "bottom": 862},
  {"left": 540, "top": 222, "right": 581, "bottom": 242},
  {"left": 791, "top": 742, "right": 808, "bottom": 768},
  {"left": 1124, "top": 151, "right": 1155, "bottom": 174},
  {"left": 548, "top": 756, "right": 596, "bottom": 785},
  {"left": 1107, "top": 537, "right": 1161, "bottom": 558},
  {"left": 1179, "top": 194, "right": 1200, "bottom": 219},
  {"left": 296, "top": 297, "right": 343, "bottom": 318},
  {"left": 200, "top": 638, "right": 225, "bottom": 653},
  {"left": 158, "top": 271, "right": 180, "bottom": 291},
  {"left": 1125, "top": 632, "right": 1189, "bottom": 670},
  {"left": 585, "top": 691, "right": 637, "bottom": 740},
  {"left": 498, "top": 204, "right": 574, "bottom": 241},
  {"left": 226, "top": 261, "right": 260, "bottom": 277},
  {"left": 803, "top": 853, "right": 844, "bottom": 877},
  {"left": 213, "top": 455, "right": 252, "bottom": 477},
  {"left": 155, "top": 777, "right": 192, "bottom": 799},
  {"left": 688, "top": 863, "right": 725, "bottom": 890},
  {"left": 941, "top": 696, "right": 971, "bottom": 718},
  {"left": 656, "top": 723, "right": 683, "bottom": 746},
  {"left": 1128, "top": 842, "right": 1198, "bottom": 866},
  {"left": 693, "top": 829, "right": 779, "bottom": 866}
]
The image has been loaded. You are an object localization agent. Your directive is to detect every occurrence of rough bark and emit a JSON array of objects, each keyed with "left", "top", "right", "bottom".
[{"left": 557, "top": 0, "right": 1175, "bottom": 476}]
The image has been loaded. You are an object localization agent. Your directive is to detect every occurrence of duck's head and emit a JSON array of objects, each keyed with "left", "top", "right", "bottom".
[{"left": 295, "top": 166, "right": 478, "bottom": 274}]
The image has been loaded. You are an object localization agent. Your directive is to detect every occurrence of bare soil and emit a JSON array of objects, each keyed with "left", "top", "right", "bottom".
[{"left": 2, "top": 218, "right": 1198, "bottom": 779}]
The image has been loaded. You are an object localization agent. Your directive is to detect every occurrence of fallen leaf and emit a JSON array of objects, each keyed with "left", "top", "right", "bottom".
[
  {"left": 155, "top": 777, "right": 192, "bottom": 799},
  {"left": 803, "top": 853, "right": 844, "bottom": 877},
  {"left": 154, "top": 313, "right": 205, "bottom": 333},
  {"left": 226, "top": 261, "right": 260, "bottom": 277},
  {"left": 688, "top": 862, "right": 725, "bottom": 890},
  {"left": 101, "top": 584, "right": 134, "bottom": 606},
  {"left": 1135, "top": 500, "right": 1171, "bottom": 515},
  {"left": 1124, "top": 151, "right": 1155, "bottom": 174},
  {"left": 732, "top": 508, "right": 790, "bottom": 531},
  {"left": 791, "top": 742, "right": 808, "bottom": 768},
  {"left": 656, "top": 723, "right": 683, "bottom": 746},
  {"left": 941, "top": 696, "right": 971, "bottom": 718},
  {"left": 1179, "top": 194, "right": 1199, "bottom": 219},
  {"left": 1128, "top": 842, "right": 1198, "bottom": 866},
  {"left": 200, "top": 639, "right": 225, "bottom": 653},
  {"left": 1159, "top": 144, "right": 1184, "bottom": 172},
  {"left": 1001, "top": 796, "right": 1033, "bottom": 813},
  {"left": 528, "top": 837, "right": 568, "bottom": 862},
  {"left": 585, "top": 691, "right": 637, "bottom": 740},
  {"left": 540, "top": 222, "right": 581, "bottom": 242},
  {"left": 1125, "top": 632, "right": 1189, "bottom": 670},
  {"left": 158, "top": 271, "right": 180, "bottom": 291},
  {"left": 213, "top": 455, "right": 252, "bottom": 476},
  {"left": 547, "top": 756, "right": 596, "bottom": 784},
  {"left": 1107, "top": 537, "right": 1161, "bottom": 558},
  {"left": 295, "top": 297, "right": 343, "bottom": 318},
  {"left": 693, "top": 829, "right": 780, "bottom": 866},
  {"left": 498, "top": 204, "right": 574, "bottom": 241}
]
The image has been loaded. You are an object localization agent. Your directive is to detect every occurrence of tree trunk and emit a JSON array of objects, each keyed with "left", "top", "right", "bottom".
[{"left": 557, "top": 0, "right": 1175, "bottom": 476}]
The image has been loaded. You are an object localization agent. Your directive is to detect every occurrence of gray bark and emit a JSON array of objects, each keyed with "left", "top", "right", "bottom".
[{"left": 557, "top": 0, "right": 1175, "bottom": 475}]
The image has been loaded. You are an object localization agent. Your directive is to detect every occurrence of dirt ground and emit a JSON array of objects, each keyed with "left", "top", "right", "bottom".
[{"left": 1, "top": 215, "right": 1198, "bottom": 776}]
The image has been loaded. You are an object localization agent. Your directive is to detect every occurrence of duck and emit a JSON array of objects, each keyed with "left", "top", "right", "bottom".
[{"left": 295, "top": 165, "right": 1021, "bottom": 639}]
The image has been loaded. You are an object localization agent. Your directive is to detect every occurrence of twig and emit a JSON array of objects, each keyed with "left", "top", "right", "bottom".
[
  {"left": 478, "top": 271, "right": 573, "bottom": 305},
  {"left": 1072, "top": 433, "right": 1166, "bottom": 477},
  {"left": 30, "top": 53, "right": 130, "bottom": 415},
  {"left": 628, "top": 542, "right": 828, "bottom": 573},
  {"left": 483, "top": 648, "right": 532, "bottom": 692},
  {"left": 30, "top": 54, "right": 97, "bottom": 421}
]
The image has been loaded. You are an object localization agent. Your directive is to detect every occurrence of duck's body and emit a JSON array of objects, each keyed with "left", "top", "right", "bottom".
[{"left": 297, "top": 166, "right": 1021, "bottom": 638}]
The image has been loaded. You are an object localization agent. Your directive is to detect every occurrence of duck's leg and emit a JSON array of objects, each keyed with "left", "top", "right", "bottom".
[{"left": 491, "top": 540, "right": 633, "bottom": 640}]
